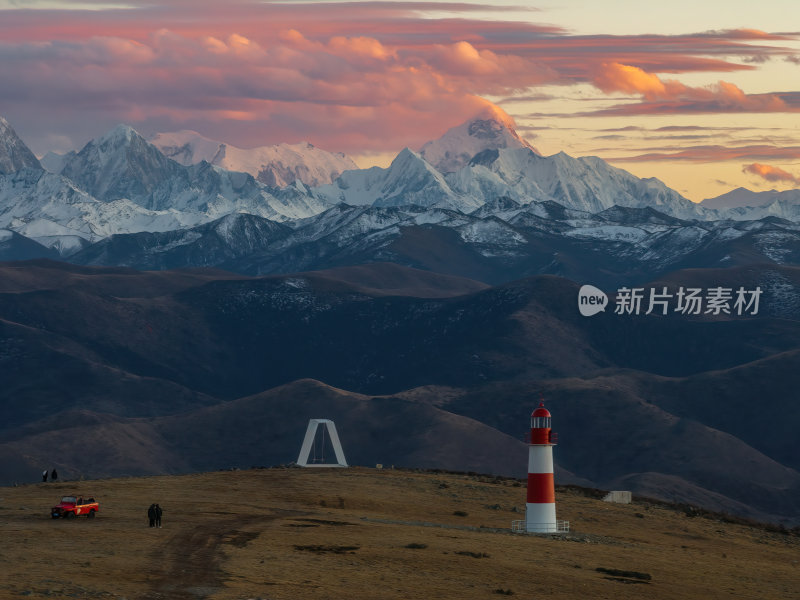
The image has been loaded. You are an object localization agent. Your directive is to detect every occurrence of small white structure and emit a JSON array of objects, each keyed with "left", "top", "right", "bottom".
[
  {"left": 296, "top": 419, "right": 348, "bottom": 467},
  {"left": 603, "top": 491, "right": 632, "bottom": 504}
]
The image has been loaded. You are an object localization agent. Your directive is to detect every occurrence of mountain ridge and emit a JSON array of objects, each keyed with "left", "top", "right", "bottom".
[
  {"left": 1, "top": 113, "right": 798, "bottom": 274},
  {"left": 150, "top": 129, "right": 358, "bottom": 187}
]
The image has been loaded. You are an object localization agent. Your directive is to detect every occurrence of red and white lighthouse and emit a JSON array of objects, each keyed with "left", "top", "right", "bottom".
[{"left": 525, "top": 402, "right": 559, "bottom": 533}]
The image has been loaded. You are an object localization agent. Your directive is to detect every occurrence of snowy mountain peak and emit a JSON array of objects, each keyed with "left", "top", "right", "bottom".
[
  {"left": 419, "top": 105, "right": 536, "bottom": 174},
  {"left": 99, "top": 124, "right": 141, "bottom": 146},
  {"left": 61, "top": 123, "right": 184, "bottom": 202},
  {"left": 445, "top": 146, "right": 710, "bottom": 220},
  {"left": 474, "top": 103, "right": 518, "bottom": 132},
  {"left": 150, "top": 129, "right": 357, "bottom": 188},
  {"left": 150, "top": 130, "right": 227, "bottom": 166},
  {"left": 313, "top": 146, "right": 480, "bottom": 211},
  {"left": 0, "top": 116, "right": 42, "bottom": 174},
  {"left": 388, "top": 147, "right": 433, "bottom": 172},
  {"left": 710, "top": 188, "right": 800, "bottom": 221},
  {"left": 701, "top": 187, "right": 786, "bottom": 210}
]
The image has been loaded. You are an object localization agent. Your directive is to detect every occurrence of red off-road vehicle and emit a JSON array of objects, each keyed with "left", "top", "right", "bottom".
[{"left": 51, "top": 496, "right": 99, "bottom": 519}]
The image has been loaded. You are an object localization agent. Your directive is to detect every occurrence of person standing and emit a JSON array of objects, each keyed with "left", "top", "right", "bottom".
[
  {"left": 155, "top": 504, "right": 163, "bottom": 528},
  {"left": 147, "top": 503, "right": 156, "bottom": 528},
  {"left": 50, "top": 469, "right": 58, "bottom": 482},
  {"left": 42, "top": 470, "right": 48, "bottom": 483}
]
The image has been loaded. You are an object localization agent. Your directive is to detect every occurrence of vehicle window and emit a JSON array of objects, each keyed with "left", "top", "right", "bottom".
[{"left": 61, "top": 496, "right": 76, "bottom": 503}]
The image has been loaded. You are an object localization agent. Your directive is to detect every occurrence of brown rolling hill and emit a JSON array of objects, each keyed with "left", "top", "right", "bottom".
[
  {"left": 1, "top": 468, "right": 798, "bottom": 600},
  {"left": 0, "top": 379, "right": 533, "bottom": 483},
  {"left": 1, "top": 260, "right": 799, "bottom": 525}
]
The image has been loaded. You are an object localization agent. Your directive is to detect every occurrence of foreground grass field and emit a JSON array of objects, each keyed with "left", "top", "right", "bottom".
[{"left": 0, "top": 467, "right": 798, "bottom": 599}]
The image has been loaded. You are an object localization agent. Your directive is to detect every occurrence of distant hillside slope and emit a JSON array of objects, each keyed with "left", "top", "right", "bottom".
[{"left": 1, "top": 260, "right": 799, "bottom": 524}]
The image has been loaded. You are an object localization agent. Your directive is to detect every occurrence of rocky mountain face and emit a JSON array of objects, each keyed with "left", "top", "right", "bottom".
[
  {"left": 0, "top": 229, "right": 57, "bottom": 261},
  {"left": 59, "top": 125, "right": 330, "bottom": 217},
  {"left": 64, "top": 200, "right": 799, "bottom": 288},
  {"left": 61, "top": 125, "right": 185, "bottom": 203},
  {"left": 0, "top": 117, "right": 41, "bottom": 175},
  {"left": 74, "top": 212, "right": 293, "bottom": 271}
]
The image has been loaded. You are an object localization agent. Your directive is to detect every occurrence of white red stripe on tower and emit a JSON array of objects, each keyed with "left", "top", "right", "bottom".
[{"left": 525, "top": 401, "right": 558, "bottom": 533}]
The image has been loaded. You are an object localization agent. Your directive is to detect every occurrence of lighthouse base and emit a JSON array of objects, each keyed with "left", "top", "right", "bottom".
[
  {"left": 511, "top": 503, "right": 569, "bottom": 533},
  {"left": 525, "top": 502, "right": 556, "bottom": 532},
  {"left": 511, "top": 519, "right": 570, "bottom": 533}
]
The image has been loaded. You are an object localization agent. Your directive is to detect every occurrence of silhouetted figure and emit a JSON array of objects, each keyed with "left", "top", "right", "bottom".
[
  {"left": 42, "top": 470, "right": 48, "bottom": 483},
  {"left": 50, "top": 469, "right": 58, "bottom": 482},
  {"left": 155, "top": 504, "right": 163, "bottom": 528},
  {"left": 147, "top": 503, "right": 156, "bottom": 528}
]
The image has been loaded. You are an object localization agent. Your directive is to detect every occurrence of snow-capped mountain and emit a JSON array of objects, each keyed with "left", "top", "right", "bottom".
[
  {"left": 702, "top": 187, "right": 786, "bottom": 209},
  {"left": 310, "top": 114, "right": 709, "bottom": 221},
  {"left": 0, "top": 117, "right": 42, "bottom": 175},
  {"left": 446, "top": 147, "right": 711, "bottom": 221},
  {"left": 59, "top": 125, "right": 331, "bottom": 219},
  {"left": 312, "top": 148, "right": 480, "bottom": 212},
  {"left": 74, "top": 212, "right": 292, "bottom": 269},
  {"left": 0, "top": 166, "right": 200, "bottom": 243},
  {"left": 419, "top": 105, "right": 536, "bottom": 173},
  {"left": 150, "top": 130, "right": 358, "bottom": 188},
  {"left": 0, "top": 123, "right": 335, "bottom": 246},
  {"left": 702, "top": 188, "right": 800, "bottom": 222},
  {"left": 1, "top": 113, "right": 798, "bottom": 281},
  {"left": 61, "top": 125, "right": 186, "bottom": 203},
  {"left": 65, "top": 197, "right": 800, "bottom": 285}
]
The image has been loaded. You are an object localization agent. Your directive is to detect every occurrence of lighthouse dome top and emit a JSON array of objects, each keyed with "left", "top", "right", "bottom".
[{"left": 531, "top": 402, "right": 551, "bottom": 419}]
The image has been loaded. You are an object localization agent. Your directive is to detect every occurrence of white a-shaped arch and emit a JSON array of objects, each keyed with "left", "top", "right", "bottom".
[{"left": 296, "top": 419, "right": 348, "bottom": 467}]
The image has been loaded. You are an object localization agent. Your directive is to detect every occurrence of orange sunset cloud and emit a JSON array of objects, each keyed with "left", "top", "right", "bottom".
[
  {"left": 592, "top": 63, "right": 789, "bottom": 112},
  {"left": 0, "top": 0, "right": 798, "bottom": 200},
  {"left": 742, "top": 163, "right": 800, "bottom": 184}
]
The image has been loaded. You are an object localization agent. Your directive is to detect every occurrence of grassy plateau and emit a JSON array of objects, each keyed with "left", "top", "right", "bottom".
[{"left": 0, "top": 467, "right": 798, "bottom": 599}]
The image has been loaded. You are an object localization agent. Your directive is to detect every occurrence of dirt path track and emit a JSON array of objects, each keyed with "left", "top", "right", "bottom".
[{"left": 139, "top": 511, "right": 304, "bottom": 600}]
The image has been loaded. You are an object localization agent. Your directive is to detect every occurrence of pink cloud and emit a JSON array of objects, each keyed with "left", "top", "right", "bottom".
[
  {"left": 0, "top": 1, "right": 798, "bottom": 156},
  {"left": 742, "top": 163, "right": 800, "bottom": 184},
  {"left": 590, "top": 63, "right": 789, "bottom": 113},
  {"left": 592, "top": 63, "right": 688, "bottom": 99},
  {"left": 0, "top": 25, "right": 552, "bottom": 153}
]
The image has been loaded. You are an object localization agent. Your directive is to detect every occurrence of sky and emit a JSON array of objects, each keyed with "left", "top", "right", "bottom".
[{"left": 1, "top": 0, "right": 799, "bottom": 201}]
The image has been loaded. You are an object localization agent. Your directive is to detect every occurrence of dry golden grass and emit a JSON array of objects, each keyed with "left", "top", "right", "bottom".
[{"left": 1, "top": 467, "right": 798, "bottom": 599}]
